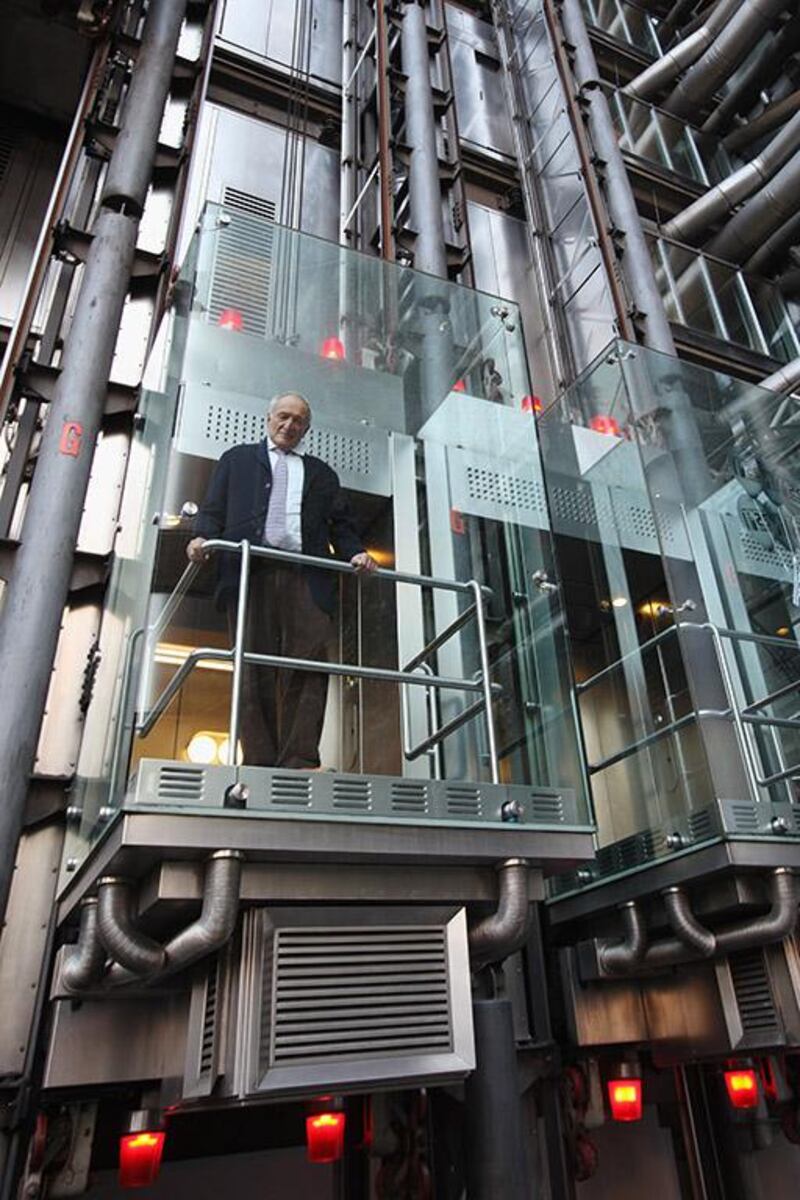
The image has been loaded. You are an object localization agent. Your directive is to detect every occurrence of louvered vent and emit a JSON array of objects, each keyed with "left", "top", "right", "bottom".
[
  {"left": 0, "top": 130, "right": 14, "bottom": 187},
  {"left": 261, "top": 926, "right": 453, "bottom": 1072},
  {"left": 209, "top": 188, "right": 276, "bottom": 335},
  {"left": 528, "top": 793, "right": 564, "bottom": 823},
  {"left": 445, "top": 784, "right": 481, "bottom": 817},
  {"left": 332, "top": 777, "right": 372, "bottom": 811},
  {"left": 728, "top": 949, "right": 780, "bottom": 1038},
  {"left": 688, "top": 807, "right": 714, "bottom": 842},
  {"left": 390, "top": 780, "right": 429, "bottom": 815},
  {"left": 199, "top": 966, "right": 219, "bottom": 1077},
  {"left": 727, "top": 802, "right": 760, "bottom": 834},
  {"left": 269, "top": 772, "right": 312, "bottom": 807},
  {"left": 157, "top": 764, "right": 205, "bottom": 802}
]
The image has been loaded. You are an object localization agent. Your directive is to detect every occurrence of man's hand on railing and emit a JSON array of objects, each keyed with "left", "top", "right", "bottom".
[
  {"left": 350, "top": 551, "right": 378, "bottom": 575},
  {"left": 186, "top": 537, "right": 211, "bottom": 564}
]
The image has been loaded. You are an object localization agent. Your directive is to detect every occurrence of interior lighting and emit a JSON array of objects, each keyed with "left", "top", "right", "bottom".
[
  {"left": 611, "top": 597, "right": 628, "bottom": 608},
  {"left": 776, "top": 627, "right": 790, "bottom": 637},
  {"left": 724, "top": 1068, "right": 759, "bottom": 1110},
  {"left": 521, "top": 394, "right": 543, "bottom": 414},
  {"left": 217, "top": 737, "right": 244, "bottom": 766},
  {"left": 589, "top": 415, "right": 621, "bottom": 437},
  {"left": 320, "top": 336, "right": 345, "bottom": 361},
  {"left": 306, "top": 1112, "right": 346, "bottom": 1163},
  {"left": 185, "top": 732, "right": 221, "bottom": 765},
  {"left": 607, "top": 1078, "right": 642, "bottom": 1122},
  {"left": 638, "top": 601, "right": 666, "bottom": 619},
  {"left": 217, "top": 308, "right": 243, "bottom": 332}
]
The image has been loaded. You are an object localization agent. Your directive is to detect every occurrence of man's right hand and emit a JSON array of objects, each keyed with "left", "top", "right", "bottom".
[{"left": 186, "top": 537, "right": 210, "bottom": 564}]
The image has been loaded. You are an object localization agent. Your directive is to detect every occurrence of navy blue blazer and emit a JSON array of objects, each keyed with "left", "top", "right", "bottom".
[{"left": 193, "top": 440, "right": 365, "bottom": 615}]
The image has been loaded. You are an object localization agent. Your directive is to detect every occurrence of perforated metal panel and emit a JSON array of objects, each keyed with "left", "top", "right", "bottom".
[
  {"left": 722, "top": 513, "right": 796, "bottom": 583},
  {"left": 175, "top": 382, "right": 392, "bottom": 497},
  {"left": 449, "top": 448, "right": 549, "bottom": 531},
  {"left": 232, "top": 906, "right": 474, "bottom": 1097}
]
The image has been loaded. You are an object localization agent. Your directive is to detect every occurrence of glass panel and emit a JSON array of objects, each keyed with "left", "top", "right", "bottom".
[
  {"left": 543, "top": 341, "right": 800, "bottom": 894},
  {"left": 580, "top": 0, "right": 661, "bottom": 55},
  {"left": 66, "top": 204, "right": 590, "bottom": 869},
  {"left": 609, "top": 92, "right": 732, "bottom": 186}
]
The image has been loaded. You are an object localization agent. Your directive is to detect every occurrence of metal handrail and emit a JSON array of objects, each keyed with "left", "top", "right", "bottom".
[
  {"left": 577, "top": 620, "right": 800, "bottom": 791},
  {"left": 136, "top": 539, "right": 501, "bottom": 781}
]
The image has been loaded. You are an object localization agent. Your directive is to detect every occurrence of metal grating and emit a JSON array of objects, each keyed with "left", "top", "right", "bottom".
[
  {"left": 529, "top": 793, "right": 564, "bottom": 823},
  {"left": 157, "top": 765, "right": 205, "bottom": 802},
  {"left": 726, "top": 802, "right": 760, "bottom": 834},
  {"left": 390, "top": 780, "right": 429, "bottom": 815},
  {"left": 208, "top": 188, "right": 276, "bottom": 336},
  {"left": 0, "top": 130, "right": 14, "bottom": 186},
  {"left": 464, "top": 464, "right": 546, "bottom": 514},
  {"left": 445, "top": 784, "right": 482, "bottom": 817},
  {"left": 688, "top": 807, "right": 715, "bottom": 842},
  {"left": 199, "top": 965, "right": 219, "bottom": 1077},
  {"left": 269, "top": 773, "right": 312, "bottom": 808},
  {"left": 332, "top": 777, "right": 372, "bottom": 811},
  {"left": 304, "top": 427, "right": 373, "bottom": 479},
  {"left": 262, "top": 926, "right": 453, "bottom": 1070},
  {"left": 729, "top": 949, "right": 780, "bottom": 1037}
]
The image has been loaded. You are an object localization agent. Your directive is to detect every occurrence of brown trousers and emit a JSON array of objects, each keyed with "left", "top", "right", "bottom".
[{"left": 228, "top": 564, "right": 332, "bottom": 769}]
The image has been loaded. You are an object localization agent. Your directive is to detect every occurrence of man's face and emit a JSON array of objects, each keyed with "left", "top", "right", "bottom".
[{"left": 267, "top": 394, "right": 310, "bottom": 451}]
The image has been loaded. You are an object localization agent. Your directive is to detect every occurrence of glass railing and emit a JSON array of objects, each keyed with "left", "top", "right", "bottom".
[
  {"left": 609, "top": 91, "right": 732, "bottom": 187},
  {"left": 539, "top": 342, "right": 800, "bottom": 893},
  {"left": 63, "top": 203, "right": 591, "bottom": 870},
  {"left": 580, "top": 0, "right": 661, "bottom": 56},
  {"left": 651, "top": 236, "right": 800, "bottom": 363}
]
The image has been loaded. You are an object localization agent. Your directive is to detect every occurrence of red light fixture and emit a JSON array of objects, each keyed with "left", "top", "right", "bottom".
[
  {"left": 320, "top": 336, "right": 345, "bottom": 361},
  {"left": 521, "top": 394, "right": 543, "bottom": 414},
  {"left": 119, "top": 1131, "right": 165, "bottom": 1189},
  {"left": 306, "top": 1112, "right": 346, "bottom": 1163},
  {"left": 452, "top": 378, "right": 466, "bottom": 392},
  {"left": 724, "top": 1068, "right": 759, "bottom": 1110},
  {"left": 589, "top": 415, "right": 621, "bottom": 437},
  {"left": 607, "top": 1078, "right": 642, "bottom": 1122},
  {"left": 217, "top": 307, "right": 243, "bottom": 332}
]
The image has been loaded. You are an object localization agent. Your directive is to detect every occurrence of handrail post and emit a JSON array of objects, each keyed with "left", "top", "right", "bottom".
[
  {"left": 228, "top": 539, "right": 251, "bottom": 766},
  {"left": 470, "top": 580, "right": 499, "bottom": 784}
]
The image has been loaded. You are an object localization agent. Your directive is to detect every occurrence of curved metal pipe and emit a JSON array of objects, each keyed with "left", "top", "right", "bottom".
[
  {"left": 161, "top": 850, "right": 243, "bottom": 972},
  {"left": 62, "top": 899, "right": 107, "bottom": 992},
  {"left": 703, "top": 13, "right": 800, "bottom": 135},
  {"left": 97, "top": 877, "right": 167, "bottom": 977},
  {"left": 623, "top": 0, "right": 740, "bottom": 102},
  {"left": 707, "top": 147, "right": 800, "bottom": 264},
  {"left": 600, "top": 870, "right": 798, "bottom": 976},
  {"left": 662, "top": 0, "right": 789, "bottom": 120},
  {"left": 662, "top": 887, "right": 716, "bottom": 956},
  {"left": 724, "top": 89, "right": 800, "bottom": 154},
  {"left": 662, "top": 110, "right": 800, "bottom": 244},
  {"left": 469, "top": 859, "right": 531, "bottom": 969},
  {"left": 744, "top": 208, "right": 800, "bottom": 274},
  {"left": 598, "top": 901, "right": 647, "bottom": 974}
]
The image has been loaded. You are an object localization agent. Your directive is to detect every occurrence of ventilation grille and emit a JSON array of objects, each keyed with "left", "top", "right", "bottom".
[
  {"left": 304, "top": 427, "right": 373, "bottom": 479},
  {"left": 208, "top": 188, "right": 276, "bottom": 335},
  {"left": 199, "top": 966, "right": 219, "bottom": 1077},
  {"left": 465, "top": 465, "right": 546, "bottom": 514},
  {"left": 688, "top": 807, "right": 715, "bottom": 842},
  {"left": 261, "top": 926, "right": 453, "bottom": 1070},
  {"left": 157, "top": 764, "right": 205, "bottom": 802},
  {"left": 0, "top": 130, "right": 14, "bottom": 187},
  {"left": 332, "top": 777, "right": 372, "bottom": 812},
  {"left": 726, "top": 801, "right": 760, "bottom": 834},
  {"left": 390, "top": 780, "right": 429, "bottom": 815},
  {"left": 596, "top": 828, "right": 664, "bottom": 875},
  {"left": 529, "top": 793, "right": 564, "bottom": 823},
  {"left": 729, "top": 949, "right": 780, "bottom": 1037},
  {"left": 270, "top": 773, "right": 313, "bottom": 808},
  {"left": 445, "top": 784, "right": 482, "bottom": 817}
]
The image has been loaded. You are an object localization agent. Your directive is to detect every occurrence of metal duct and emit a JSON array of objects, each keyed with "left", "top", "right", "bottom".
[
  {"left": 623, "top": 0, "right": 740, "bottom": 102},
  {"left": 594, "top": 869, "right": 798, "bottom": 977},
  {"left": 778, "top": 267, "right": 800, "bottom": 299},
  {"left": 157, "top": 850, "right": 243, "bottom": 973},
  {"left": 707, "top": 146, "right": 800, "bottom": 264},
  {"left": 662, "top": 110, "right": 800, "bottom": 244},
  {"left": 61, "top": 899, "right": 107, "bottom": 992},
  {"left": 662, "top": 0, "right": 790, "bottom": 120},
  {"left": 744, "top": 207, "right": 800, "bottom": 273},
  {"left": 97, "top": 877, "right": 167, "bottom": 977},
  {"left": 597, "top": 901, "right": 647, "bottom": 974},
  {"left": 468, "top": 859, "right": 531, "bottom": 968},
  {"left": 758, "top": 357, "right": 800, "bottom": 394},
  {"left": 703, "top": 12, "right": 800, "bottom": 135},
  {"left": 725, "top": 90, "right": 800, "bottom": 154},
  {"left": 401, "top": 1, "right": 448, "bottom": 278}
]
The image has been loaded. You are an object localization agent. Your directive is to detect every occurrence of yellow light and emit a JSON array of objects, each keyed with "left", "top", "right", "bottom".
[
  {"left": 365, "top": 548, "right": 395, "bottom": 567},
  {"left": 776, "top": 627, "right": 790, "bottom": 637},
  {"left": 186, "top": 732, "right": 218, "bottom": 764},
  {"left": 638, "top": 601, "right": 665, "bottom": 619},
  {"left": 154, "top": 642, "right": 232, "bottom": 672},
  {"left": 218, "top": 737, "right": 243, "bottom": 766},
  {"left": 611, "top": 597, "right": 628, "bottom": 608}
]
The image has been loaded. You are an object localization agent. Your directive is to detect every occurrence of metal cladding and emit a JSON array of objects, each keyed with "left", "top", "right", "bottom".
[{"left": 401, "top": 1, "right": 448, "bottom": 279}]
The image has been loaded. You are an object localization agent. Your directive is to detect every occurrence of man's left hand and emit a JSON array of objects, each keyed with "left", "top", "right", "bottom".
[{"left": 350, "top": 551, "right": 378, "bottom": 575}]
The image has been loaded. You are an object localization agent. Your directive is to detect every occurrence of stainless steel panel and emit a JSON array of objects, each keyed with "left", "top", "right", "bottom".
[
  {"left": 36, "top": 602, "right": 101, "bottom": 777},
  {"left": 0, "top": 126, "right": 61, "bottom": 329},
  {"left": 218, "top": 0, "right": 343, "bottom": 85},
  {"left": 448, "top": 10, "right": 514, "bottom": 158}
]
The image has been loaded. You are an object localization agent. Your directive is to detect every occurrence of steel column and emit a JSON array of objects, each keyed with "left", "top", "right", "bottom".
[{"left": 401, "top": 1, "right": 448, "bottom": 278}]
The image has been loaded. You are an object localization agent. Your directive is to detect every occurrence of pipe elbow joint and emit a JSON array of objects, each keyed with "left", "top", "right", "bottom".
[
  {"left": 62, "top": 898, "right": 107, "bottom": 992},
  {"left": 468, "top": 858, "right": 531, "bottom": 969},
  {"left": 598, "top": 901, "right": 647, "bottom": 975},
  {"left": 97, "top": 876, "right": 167, "bottom": 977}
]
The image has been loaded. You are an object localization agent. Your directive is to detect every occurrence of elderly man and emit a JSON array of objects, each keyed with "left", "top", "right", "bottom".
[{"left": 187, "top": 391, "right": 375, "bottom": 769}]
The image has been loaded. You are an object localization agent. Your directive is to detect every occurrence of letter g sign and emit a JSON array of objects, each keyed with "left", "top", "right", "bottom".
[{"left": 58, "top": 421, "right": 83, "bottom": 457}]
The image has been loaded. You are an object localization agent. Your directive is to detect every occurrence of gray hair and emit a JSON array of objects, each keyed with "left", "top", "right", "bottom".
[{"left": 268, "top": 391, "right": 312, "bottom": 422}]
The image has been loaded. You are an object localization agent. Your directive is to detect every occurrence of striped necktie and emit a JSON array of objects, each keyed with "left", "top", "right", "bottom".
[{"left": 264, "top": 449, "right": 289, "bottom": 548}]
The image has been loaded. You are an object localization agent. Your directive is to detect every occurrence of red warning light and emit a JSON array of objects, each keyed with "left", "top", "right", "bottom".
[
  {"left": 521, "top": 394, "right": 543, "bottom": 414},
  {"left": 306, "top": 1112, "right": 346, "bottom": 1163},
  {"left": 320, "top": 337, "right": 345, "bottom": 361},
  {"left": 724, "top": 1069, "right": 759, "bottom": 1110},
  {"left": 119, "top": 1132, "right": 165, "bottom": 1189},
  {"left": 589, "top": 415, "right": 621, "bottom": 437},
  {"left": 452, "top": 378, "right": 466, "bottom": 392},
  {"left": 217, "top": 308, "right": 244, "bottom": 332},
  {"left": 607, "top": 1078, "right": 642, "bottom": 1122}
]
